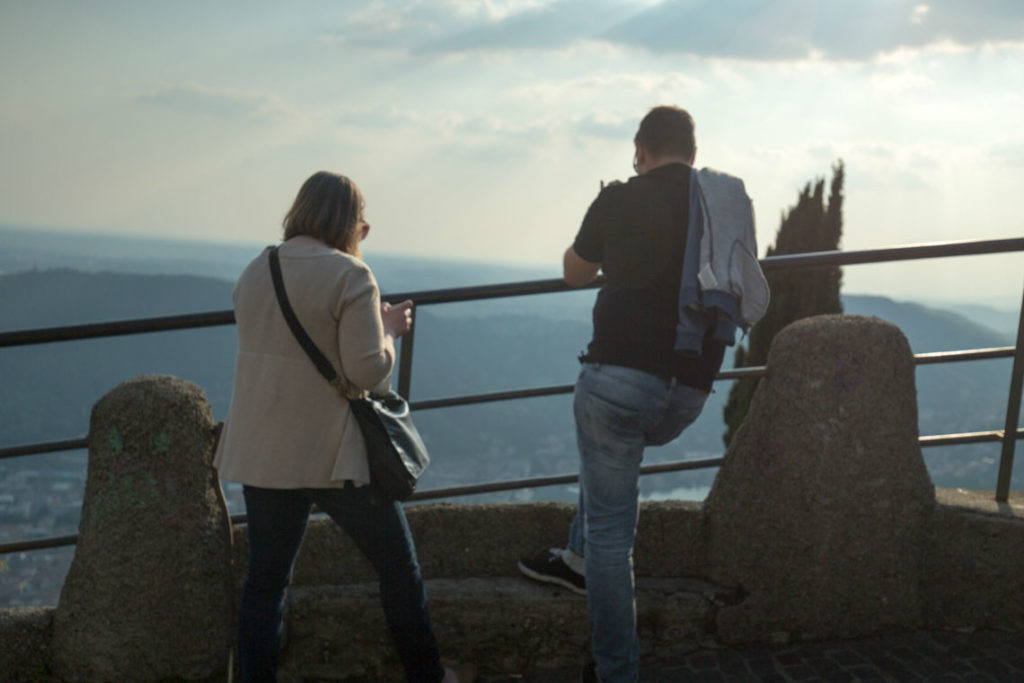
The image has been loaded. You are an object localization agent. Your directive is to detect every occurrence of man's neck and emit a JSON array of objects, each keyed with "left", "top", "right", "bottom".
[{"left": 642, "top": 156, "right": 691, "bottom": 174}]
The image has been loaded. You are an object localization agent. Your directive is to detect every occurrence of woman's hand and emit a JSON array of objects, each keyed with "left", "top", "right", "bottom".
[{"left": 381, "top": 299, "right": 414, "bottom": 339}]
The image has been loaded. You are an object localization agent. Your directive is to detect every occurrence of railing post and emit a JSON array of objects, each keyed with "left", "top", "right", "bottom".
[
  {"left": 996, "top": 277, "right": 1024, "bottom": 502},
  {"left": 397, "top": 309, "right": 416, "bottom": 400}
]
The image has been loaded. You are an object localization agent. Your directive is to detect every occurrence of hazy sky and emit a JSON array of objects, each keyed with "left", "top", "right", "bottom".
[{"left": 2, "top": 1, "right": 1023, "bottom": 304}]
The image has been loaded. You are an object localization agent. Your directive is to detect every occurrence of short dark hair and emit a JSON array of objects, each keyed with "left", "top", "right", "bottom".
[
  {"left": 282, "top": 171, "right": 364, "bottom": 254},
  {"left": 634, "top": 106, "right": 696, "bottom": 161}
]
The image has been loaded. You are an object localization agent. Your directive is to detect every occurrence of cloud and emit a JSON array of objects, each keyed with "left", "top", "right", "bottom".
[
  {"left": 326, "top": 104, "right": 559, "bottom": 162},
  {"left": 336, "top": 104, "right": 635, "bottom": 149},
  {"left": 335, "top": 104, "right": 424, "bottom": 129},
  {"left": 136, "top": 83, "right": 292, "bottom": 121},
  {"left": 326, "top": 103, "right": 634, "bottom": 162},
  {"left": 851, "top": 143, "right": 897, "bottom": 161},
  {"left": 333, "top": 104, "right": 536, "bottom": 139},
  {"left": 868, "top": 69, "right": 934, "bottom": 96},
  {"left": 318, "top": 2, "right": 454, "bottom": 47},
  {"left": 363, "top": 0, "right": 1024, "bottom": 62},
  {"left": 987, "top": 140, "right": 1024, "bottom": 168},
  {"left": 442, "top": 0, "right": 551, "bottom": 22},
  {"left": 318, "top": 0, "right": 554, "bottom": 51},
  {"left": 605, "top": 0, "right": 1024, "bottom": 61},
  {"left": 510, "top": 71, "right": 704, "bottom": 105},
  {"left": 417, "top": 1, "right": 637, "bottom": 53},
  {"left": 573, "top": 112, "right": 636, "bottom": 141},
  {"left": 322, "top": 0, "right": 649, "bottom": 55}
]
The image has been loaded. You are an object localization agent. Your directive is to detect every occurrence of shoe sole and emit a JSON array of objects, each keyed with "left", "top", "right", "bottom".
[{"left": 517, "top": 561, "right": 587, "bottom": 595}]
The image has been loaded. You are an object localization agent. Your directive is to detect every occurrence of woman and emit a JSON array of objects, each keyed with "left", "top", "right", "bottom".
[{"left": 215, "top": 171, "right": 474, "bottom": 683}]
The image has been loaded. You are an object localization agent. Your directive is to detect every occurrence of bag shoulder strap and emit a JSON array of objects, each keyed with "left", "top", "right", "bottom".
[{"left": 268, "top": 246, "right": 340, "bottom": 385}]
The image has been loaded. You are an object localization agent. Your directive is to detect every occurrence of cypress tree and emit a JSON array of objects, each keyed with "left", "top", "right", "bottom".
[{"left": 722, "top": 160, "right": 845, "bottom": 445}]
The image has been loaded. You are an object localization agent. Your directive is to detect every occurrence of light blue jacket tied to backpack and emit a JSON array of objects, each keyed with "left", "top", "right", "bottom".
[{"left": 676, "top": 167, "right": 770, "bottom": 357}]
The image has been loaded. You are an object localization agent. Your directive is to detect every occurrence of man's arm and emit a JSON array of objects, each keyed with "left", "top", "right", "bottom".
[{"left": 563, "top": 246, "right": 600, "bottom": 288}]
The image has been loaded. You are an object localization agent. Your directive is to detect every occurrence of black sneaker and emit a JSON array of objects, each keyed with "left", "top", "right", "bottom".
[
  {"left": 580, "top": 661, "right": 599, "bottom": 683},
  {"left": 517, "top": 548, "right": 586, "bottom": 595}
]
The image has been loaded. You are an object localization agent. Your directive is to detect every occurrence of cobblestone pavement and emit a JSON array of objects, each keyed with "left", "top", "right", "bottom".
[{"left": 482, "top": 630, "right": 1024, "bottom": 682}]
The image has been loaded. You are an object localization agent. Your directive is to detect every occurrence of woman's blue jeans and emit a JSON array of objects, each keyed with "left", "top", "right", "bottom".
[
  {"left": 567, "top": 363, "right": 708, "bottom": 683},
  {"left": 239, "top": 483, "right": 444, "bottom": 683}
]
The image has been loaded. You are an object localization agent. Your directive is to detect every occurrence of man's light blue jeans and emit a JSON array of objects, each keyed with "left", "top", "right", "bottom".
[{"left": 567, "top": 363, "right": 708, "bottom": 683}]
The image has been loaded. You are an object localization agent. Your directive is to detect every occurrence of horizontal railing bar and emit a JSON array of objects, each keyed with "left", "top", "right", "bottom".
[
  {"left": 411, "top": 370, "right": 770, "bottom": 411},
  {"left": 9, "top": 426, "right": 1024, "bottom": 554},
  {"left": 758, "top": 238, "right": 1024, "bottom": 272},
  {"left": 0, "top": 437, "right": 88, "bottom": 460},
  {"left": 399, "top": 348, "right": 1019, "bottom": 412},
  {"left": 408, "top": 372, "right": 773, "bottom": 411},
  {"left": 0, "top": 533, "right": 79, "bottom": 554},
  {"left": 407, "top": 456, "right": 728, "bottom": 502},
  {"left": 918, "top": 429, "right": 1024, "bottom": 447},
  {"left": 6, "top": 424, "right": 1017, "bottom": 467},
  {"left": 1, "top": 239, "right": 1020, "bottom": 350},
  {"left": 718, "top": 366, "right": 768, "bottom": 380},
  {"left": 3, "top": 347, "right": 1017, "bottom": 457},
  {"left": 0, "top": 310, "right": 235, "bottom": 349},
  {"left": 386, "top": 238, "right": 1024, "bottom": 303},
  {"left": 0, "top": 456, "right": 727, "bottom": 553},
  {"left": 914, "top": 347, "right": 1014, "bottom": 364},
  {"left": 384, "top": 277, "right": 588, "bottom": 306},
  {"left": 411, "top": 385, "right": 574, "bottom": 411}
]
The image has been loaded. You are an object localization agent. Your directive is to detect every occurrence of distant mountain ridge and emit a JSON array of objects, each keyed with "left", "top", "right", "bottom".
[
  {"left": 3, "top": 224, "right": 1017, "bottom": 333},
  {"left": 0, "top": 268, "right": 234, "bottom": 332},
  {"left": 842, "top": 294, "right": 1014, "bottom": 350}
]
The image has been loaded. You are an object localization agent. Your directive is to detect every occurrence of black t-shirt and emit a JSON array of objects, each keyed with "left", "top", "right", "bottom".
[{"left": 572, "top": 163, "right": 725, "bottom": 391}]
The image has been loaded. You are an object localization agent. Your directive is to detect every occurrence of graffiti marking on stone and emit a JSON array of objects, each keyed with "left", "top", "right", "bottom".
[
  {"left": 154, "top": 432, "right": 171, "bottom": 453},
  {"left": 107, "top": 427, "right": 124, "bottom": 455}
]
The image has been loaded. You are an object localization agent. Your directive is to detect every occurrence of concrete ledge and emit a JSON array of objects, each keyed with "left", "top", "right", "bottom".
[
  {"left": 924, "top": 490, "right": 1024, "bottom": 631},
  {"left": 232, "top": 501, "right": 705, "bottom": 590},
  {"left": 934, "top": 488, "right": 1024, "bottom": 518},
  {"left": 5, "top": 493, "right": 1022, "bottom": 680},
  {"left": 278, "top": 577, "right": 732, "bottom": 681}
]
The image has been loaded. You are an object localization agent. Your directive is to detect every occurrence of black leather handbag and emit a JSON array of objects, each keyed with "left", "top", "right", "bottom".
[{"left": 268, "top": 246, "right": 429, "bottom": 500}]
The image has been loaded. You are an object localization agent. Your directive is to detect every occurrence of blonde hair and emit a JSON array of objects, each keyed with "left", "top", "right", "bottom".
[{"left": 282, "top": 171, "right": 364, "bottom": 254}]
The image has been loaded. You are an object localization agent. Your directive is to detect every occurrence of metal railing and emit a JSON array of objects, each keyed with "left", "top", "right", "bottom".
[{"left": 1, "top": 237, "right": 1023, "bottom": 556}]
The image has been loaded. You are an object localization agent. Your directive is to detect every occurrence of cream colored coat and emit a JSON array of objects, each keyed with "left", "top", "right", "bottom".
[{"left": 213, "top": 236, "right": 394, "bottom": 489}]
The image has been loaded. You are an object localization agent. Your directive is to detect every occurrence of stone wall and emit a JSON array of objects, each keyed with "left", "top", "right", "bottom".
[{"left": 2, "top": 315, "right": 1023, "bottom": 681}]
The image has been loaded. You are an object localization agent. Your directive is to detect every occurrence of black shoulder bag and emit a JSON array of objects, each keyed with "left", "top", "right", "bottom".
[{"left": 268, "top": 246, "right": 429, "bottom": 500}]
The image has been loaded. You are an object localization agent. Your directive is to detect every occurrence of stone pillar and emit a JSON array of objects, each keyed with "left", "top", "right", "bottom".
[
  {"left": 704, "top": 315, "right": 935, "bottom": 642},
  {"left": 53, "top": 375, "right": 231, "bottom": 682}
]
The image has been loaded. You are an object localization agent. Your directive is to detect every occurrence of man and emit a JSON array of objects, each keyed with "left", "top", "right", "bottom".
[{"left": 518, "top": 106, "right": 727, "bottom": 683}]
